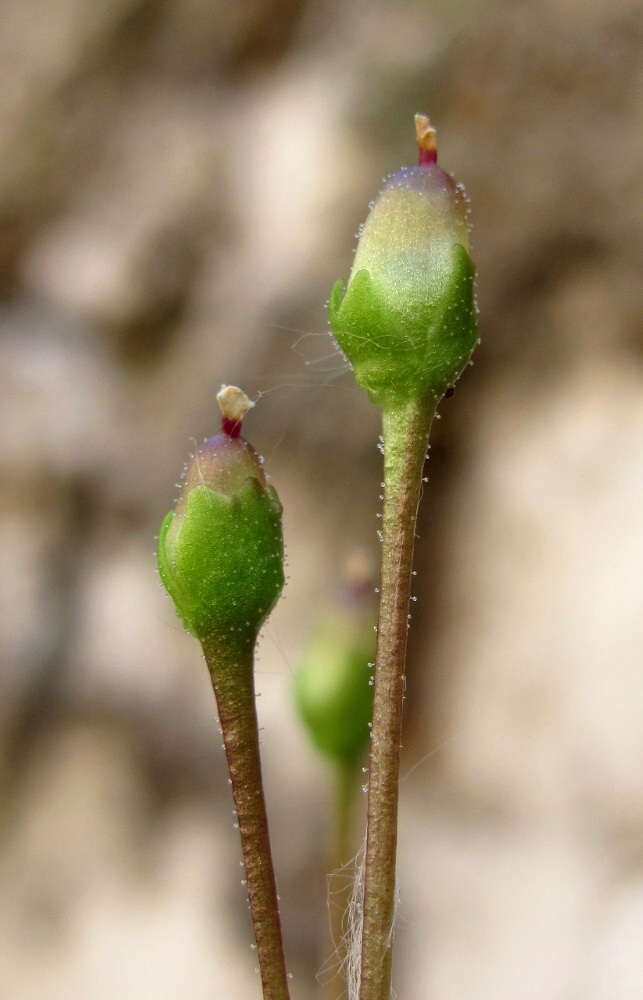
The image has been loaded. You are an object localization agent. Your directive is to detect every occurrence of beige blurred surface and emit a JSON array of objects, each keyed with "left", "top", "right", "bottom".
[{"left": 1, "top": 1, "right": 642, "bottom": 998}]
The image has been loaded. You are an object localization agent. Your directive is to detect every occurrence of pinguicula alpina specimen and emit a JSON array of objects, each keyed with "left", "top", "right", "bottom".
[
  {"left": 157, "top": 386, "right": 290, "bottom": 998},
  {"left": 329, "top": 117, "right": 479, "bottom": 1000}
]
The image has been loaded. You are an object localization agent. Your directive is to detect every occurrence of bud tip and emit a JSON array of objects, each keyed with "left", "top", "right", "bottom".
[
  {"left": 217, "top": 385, "right": 254, "bottom": 438},
  {"left": 415, "top": 113, "right": 437, "bottom": 166}
]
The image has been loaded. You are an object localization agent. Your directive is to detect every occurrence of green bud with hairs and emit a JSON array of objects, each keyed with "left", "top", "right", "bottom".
[
  {"left": 157, "top": 386, "right": 284, "bottom": 646},
  {"left": 329, "top": 115, "right": 478, "bottom": 410},
  {"left": 157, "top": 388, "right": 290, "bottom": 995}
]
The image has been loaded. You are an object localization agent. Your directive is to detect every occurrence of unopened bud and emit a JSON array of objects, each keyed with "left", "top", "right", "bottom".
[
  {"left": 329, "top": 115, "right": 478, "bottom": 409},
  {"left": 157, "top": 387, "right": 284, "bottom": 644}
]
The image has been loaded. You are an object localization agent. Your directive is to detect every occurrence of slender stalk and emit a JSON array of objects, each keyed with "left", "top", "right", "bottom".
[
  {"left": 202, "top": 635, "right": 291, "bottom": 1000},
  {"left": 359, "top": 395, "right": 436, "bottom": 1000}
]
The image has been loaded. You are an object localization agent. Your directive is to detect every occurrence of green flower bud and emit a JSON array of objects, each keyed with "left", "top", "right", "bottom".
[
  {"left": 157, "top": 387, "right": 284, "bottom": 644},
  {"left": 293, "top": 557, "right": 376, "bottom": 764},
  {"left": 329, "top": 115, "right": 478, "bottom": 410}
]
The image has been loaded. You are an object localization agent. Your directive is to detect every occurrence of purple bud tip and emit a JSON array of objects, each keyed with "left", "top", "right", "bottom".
[
  {"left": 415, "top": 113, "right": 438, "bottom": 166},
  {"left": 217, "top": 385, "right": 254, "bottom": 438}
]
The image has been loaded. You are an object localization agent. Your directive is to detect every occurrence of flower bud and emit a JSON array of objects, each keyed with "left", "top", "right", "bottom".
[
  {"left": 329, "top": 115, "right": 478, "bottom": 409},
  {"left": 157, "top": 387, "right": 284, "bottom": 644},
  {"left": 293, "top": 555, "right": 376, "bottom": 764}
]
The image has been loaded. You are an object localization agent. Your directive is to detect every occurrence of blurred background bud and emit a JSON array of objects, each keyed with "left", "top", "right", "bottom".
[{"left": 293, "top": 552, "right": 376, "bottom": 764}]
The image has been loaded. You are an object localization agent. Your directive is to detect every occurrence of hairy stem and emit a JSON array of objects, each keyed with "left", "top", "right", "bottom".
[
  {"left": 202, "top": 636, "right": 290, "bottom": 1000},
  {"left": 359, "top": 395, "right": 435, "bottom": 1000}
]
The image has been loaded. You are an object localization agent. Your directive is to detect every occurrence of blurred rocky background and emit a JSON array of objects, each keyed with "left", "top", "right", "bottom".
[{"left": 1, "top": 0, "right": 642, "bottom": 997}]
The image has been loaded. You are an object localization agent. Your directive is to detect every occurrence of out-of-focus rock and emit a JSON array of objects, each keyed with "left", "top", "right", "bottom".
[
  {"left": 0, "top": 303, "right": 118, "bottom": 481},
  {"left": 0, "top": 722, "right": 261, "bottom": 1000},
  {"left": 426, "top": 360, "right": 643, "bottom": 824},
  {"left": 24, "top": 83, "right": 224, "bottom": 361}
]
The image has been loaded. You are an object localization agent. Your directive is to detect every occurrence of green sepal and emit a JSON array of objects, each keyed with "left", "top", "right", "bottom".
[
  {"left": 157, "top": 479, "right": 284, "bottom": 644},
  {"left": 329, "top": 243, "right": 477, "bottom": 410}
]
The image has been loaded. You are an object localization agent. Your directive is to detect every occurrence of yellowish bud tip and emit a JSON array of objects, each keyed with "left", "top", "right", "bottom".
[
  {"left": 414, "top": 114, "right": 437, "bottom": 157},
  {"left": 217, "top": 385, "right": 254, "bottom": 424}
]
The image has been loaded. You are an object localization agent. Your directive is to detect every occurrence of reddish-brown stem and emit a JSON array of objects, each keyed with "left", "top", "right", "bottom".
[
  {"left": 202, "top": 636, "right": 290, "bottom": 1000},
  {"left": 359, "top": 396, "right": 435, "bottom": 1000}
]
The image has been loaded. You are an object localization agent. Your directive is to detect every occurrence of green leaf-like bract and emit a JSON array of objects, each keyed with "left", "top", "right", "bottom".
[
  {"left": 329, "top": 242, "right": 477, "bottom": 410},
  {"left": 157, "top": 480, "right": 284, "bottom": 644}
]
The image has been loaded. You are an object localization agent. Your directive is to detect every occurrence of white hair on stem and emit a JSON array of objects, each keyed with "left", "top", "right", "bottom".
[
  {"left": 339, "top": 836, "right": 400, "bottom": 1000},
  {"left": 344, "top": 839, "right": 365, "bottom": 1000}
]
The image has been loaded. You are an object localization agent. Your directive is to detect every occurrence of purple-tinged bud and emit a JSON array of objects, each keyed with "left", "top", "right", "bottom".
[
  {"left": 157, "top": 387, "right": 284, "bottom": 644},
  {"left": 329, "top": 115, "right": 478, "bottom": 409}
]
